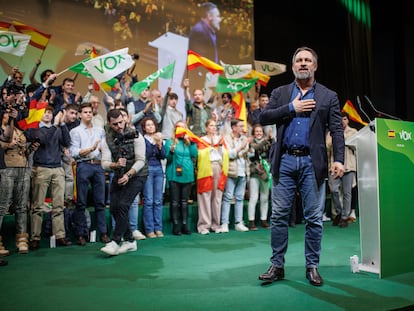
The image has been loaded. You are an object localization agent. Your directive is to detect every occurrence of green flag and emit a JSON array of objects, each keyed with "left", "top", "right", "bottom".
[
  {"left": 215, "top": 76, "right": 258, "bottom": 93},
  {"left": 131, "top": 61, "right": 175, "bottom": 96},
  {"left": 68, "top": 57, "right": 92, "bottom": 78}
]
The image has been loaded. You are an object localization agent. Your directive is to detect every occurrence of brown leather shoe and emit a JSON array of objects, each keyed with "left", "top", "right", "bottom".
[
  {"left": 29, "top": 240, "right": 40, "bottom": 250},
  {"left": 258, "top": 265, "right": 285, "bottom": 282},
  {"left": 100, "top": 234, "right": 111, "bottom": 244},
  {"left": 77, "top": 236, "right": 87, "bottom": 246},
  {"left": 56, "top": 238, "right": 72, "bottom": 247},
  {"left": 306, "top": 268, "right": 323, "bottom": 286}
]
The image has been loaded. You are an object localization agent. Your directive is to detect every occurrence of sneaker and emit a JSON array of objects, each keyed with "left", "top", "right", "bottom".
[
  {"left": 147, "top": 232, "right": 157, "bottom": 238},
  {"left": 100, "top": 241, "right": 120, "bottom": 256},
  {"left": 322, "top": 213, "right": 331, "bottom": 222},
  {"left": 132, "top": 230, "right": 146, "bottom": 240},
  {"left": 118, "top": 241, "right": 137, "bottom": 254},
  {"left": 348, "top": 210, "right": 356, "bottom": 223},
  {"left": 235, "top": 222, "right": 249, "bottom": 232},
  {"left": 220, "top": 223, "right": 229, "bottom": 233},
  {"left": 155, "top": 231, "right": 164, "bottom": 238},
  {"left": 200, "top": 229, "right": 210, "bottom": 235}
]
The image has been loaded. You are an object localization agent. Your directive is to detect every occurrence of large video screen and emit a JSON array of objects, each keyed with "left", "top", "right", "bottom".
[{"left": 1, "top": 0, "right": 255, "bottom": 94}]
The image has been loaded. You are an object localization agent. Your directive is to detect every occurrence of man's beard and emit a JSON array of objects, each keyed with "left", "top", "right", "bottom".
[{"left": 293, "top": 71, "right": 313, "bottom": 80}]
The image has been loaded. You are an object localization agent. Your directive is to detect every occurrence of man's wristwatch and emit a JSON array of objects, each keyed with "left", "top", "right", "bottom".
[{"left": 126, "top": 172, "right": 132, "bottom": 178}]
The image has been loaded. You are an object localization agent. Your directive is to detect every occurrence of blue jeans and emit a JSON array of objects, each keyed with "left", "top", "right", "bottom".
[
  {"left": 73, "top": 162, "right": 107, "bottom": 238},
  {"left": 270, "top": 154, "right": 325, "bottom": 268},
  {"left": 221, "top": 175, "right": 247, "bottom": 225},
  {"left": 143, "top": 165, "right": 164, "bottom": 233}
]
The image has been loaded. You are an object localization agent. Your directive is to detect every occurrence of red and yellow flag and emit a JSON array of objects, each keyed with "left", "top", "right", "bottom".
[
  {"left": 196, "top": 137, "right": 229, "bottom": 193},
  {"left": 244, "top": 69, "right": 270, "bottom": 87},
  {"left": 187, "top": 50, "right": 224, "bottom": 74},
  {"left": 175, "top": 126, "right": 208, "bottom": 146},
  {"left": 12, "top": 21, "right": 51, "bottom": 50},
  {"left": 231, "top": 91, "right": 248, "bottom": 131},
  {"left": 342, "top": 100, "right": 368, "bottom": 126},
  {"left": 0, "top": 21, "right": 12, "bottom": 30},
  {"left": 17, "top": 99, "right": 48, "bottom": 130}
]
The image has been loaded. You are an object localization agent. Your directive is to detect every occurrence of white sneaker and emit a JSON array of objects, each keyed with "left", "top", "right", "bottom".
[
  {"left": 118, "top": 241, "right": 137, "bottom": 254},
  {"left": 100, "top": 241, "right": 120, "bottom": 256},
  {"left": 235, "top": 222, "right": 249, "bottom": 232},
  {"left": 322, "top": 213, "right": 331, "bottom": 222},
  {"left": 220, "top": 223, "right": 229, "bottom": 233},
  {"left": 132, "top": 230, "right": 146, "bottom": 240},
  {"left": 200, "top": 229, "right": 210, "bottom": 235},
  {"left": 348, "top": 210, "right": 356, "bottom": 222}
]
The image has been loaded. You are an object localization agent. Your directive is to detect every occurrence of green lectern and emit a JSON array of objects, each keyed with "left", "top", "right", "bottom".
[{"left": 346, "top": 118, "right": 414, "bottom": 278}]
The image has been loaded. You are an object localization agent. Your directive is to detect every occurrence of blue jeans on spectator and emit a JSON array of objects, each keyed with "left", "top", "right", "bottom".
[
  {"left": 269, "top": 154, "right": 325, "bottom": 268},
  {"left": 221, "top": 175, "right": 247, "bottom": 225},
  {"left": 143, "top": 165, "right": 164, "bottom": 234},
  {"left": 73, "top": 162, "right": 107, "bottom": 238}
]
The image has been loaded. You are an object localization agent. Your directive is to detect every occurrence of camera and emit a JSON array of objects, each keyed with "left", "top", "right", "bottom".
[
  {"left": 5, "top": 81, "right": 25, "bottom": 97},
  {"left": 113, "top": 131, "right": 139, "bottom": 145}
]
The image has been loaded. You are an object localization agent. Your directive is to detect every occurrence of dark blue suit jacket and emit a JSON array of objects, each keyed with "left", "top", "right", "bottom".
[{"left": 260, "top": 82, "right": 345, "bottom": 186}]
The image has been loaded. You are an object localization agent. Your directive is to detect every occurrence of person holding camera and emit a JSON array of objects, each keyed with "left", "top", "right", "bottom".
[
  {"left": 100, "top": 109, "right": 148, "bottom": 255},
  {"left": 0, "top": 106, "right": 17, "bottom": 265},
  {"left": 0, "top": 106, "right": 33, "bottom": 254}
]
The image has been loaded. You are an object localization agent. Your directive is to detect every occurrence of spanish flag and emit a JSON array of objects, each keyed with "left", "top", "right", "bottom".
[
  {"left": 244, "top": 69, "right": 270, "bottom": 87},
  {"left": 0, "top": 21, "right": 12, "bottom": 31},
  {"left": 17, "top": 99, "right": 48, "bottom": 130},
  {"left": 187, "top": 50, "right": 224, "bottom": 74},
  {"left": 341, "top": 100, "right": 368, "bottom": 126},
  {"left": 12, "top": 21, "right": 51, "bottom": 50},
  {"left": 175, "top": 125, "right": 207, "bottom": 146},
  {"left": 196, "top": 137, "right": 229, "bottom": 193},
  {"left": 231, "top": 92, "right": 248, "bottom": 131}
]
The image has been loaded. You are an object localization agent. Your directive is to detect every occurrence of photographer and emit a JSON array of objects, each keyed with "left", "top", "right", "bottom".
[
  {"left": 0, "top": 107, "right": 16, "bottom": 266},
  {"left": 100, "top": 109, "right": 148, "bottom": 256},
  {"left": 0, "top": 106, "right": 33, "bottom": 255}
]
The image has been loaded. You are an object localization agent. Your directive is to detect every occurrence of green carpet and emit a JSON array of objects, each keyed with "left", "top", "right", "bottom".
[{"left": 1, "top": 213, "right": 414, "bottom": 311}]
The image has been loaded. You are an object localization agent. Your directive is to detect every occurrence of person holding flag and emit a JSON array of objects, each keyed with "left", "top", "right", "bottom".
[
  {"left": 164, "top": 121, "right": 198, "bottom": 236},
  {"left": 326, "top": 112, "right": 358, "bottom": 227},
  {"left": 183, "top": 78, "right": 214, "bottom": 136},
  {"left": 219, "top": 119, "right": 251, "bottom": 233},
  {"left": 196, "top": 118, "right": 228, "bottom": 234}
]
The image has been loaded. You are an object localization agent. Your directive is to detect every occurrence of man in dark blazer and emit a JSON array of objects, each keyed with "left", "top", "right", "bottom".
[
  {"left": 258, "top": 47, "right": 345, "bottom": 286},
  {"left": 188, "top": 2, "right": 222, "bottom": 63}
]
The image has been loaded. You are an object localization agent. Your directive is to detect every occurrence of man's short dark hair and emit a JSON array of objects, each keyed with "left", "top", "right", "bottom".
[
  {"left": 341, "top": 112, "right": 349, "bottom": 119},
  {"left": 107, "top": 108, "right": 123, "bottom": 122},
  {"left": 79, "top": 102, "right": 92, "bottom": 111},
  {"left": 168, "top": 92, "right": 178, "bottom": 100}
]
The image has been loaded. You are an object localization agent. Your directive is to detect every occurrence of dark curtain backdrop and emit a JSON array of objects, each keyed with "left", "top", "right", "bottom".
[{"left": 253, "top": 0, "right": 413, "bottom": 122}]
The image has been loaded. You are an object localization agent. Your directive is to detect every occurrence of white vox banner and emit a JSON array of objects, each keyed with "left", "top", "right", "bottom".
[
  {"left": 0, "top": 31, "right": 31, "bottom": 57},
  {"left": 83, "top": 47, "right": 134, "bottom": 84}
]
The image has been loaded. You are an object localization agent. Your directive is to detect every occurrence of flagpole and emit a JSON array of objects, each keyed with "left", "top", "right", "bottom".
[{"left": 56, "top": 68, "right": 69, "bottom": 77}]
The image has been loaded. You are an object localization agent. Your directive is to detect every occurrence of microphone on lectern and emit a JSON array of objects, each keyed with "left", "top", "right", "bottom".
[
  {"left": 356, "top": 96, "right": 372, "bottom": 123},
  {"left": 364, "top": 95, "right": 402, "bottom": 121}
]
